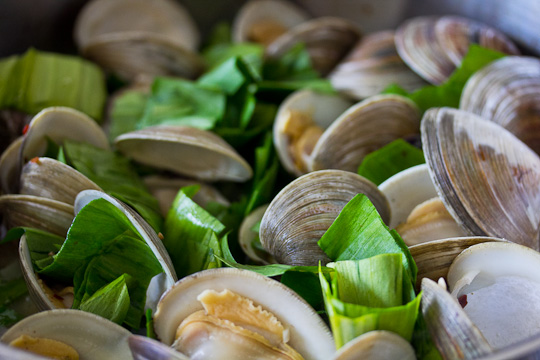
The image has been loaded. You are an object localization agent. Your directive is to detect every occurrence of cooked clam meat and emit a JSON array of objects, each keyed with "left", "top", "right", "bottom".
[{"left": 9, "top": 335, "right": 79, "bottom": 360}]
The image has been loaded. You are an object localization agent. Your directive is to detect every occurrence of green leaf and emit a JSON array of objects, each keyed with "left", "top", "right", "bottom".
[
  {"left": 146, "top": 308, "right": 157, "bottom": 339},
  {"left": 318, "top": 194, "right": 417, "bottom": 284},
  {"left": 63, "top": 140, "right": 163, "bottom": 232},
  {"left": 108, "top": 89, "right": 149, "bottom": 141},
  {"left": 138, "top": 77, "right": 226, "bottom": 130},
  {"left": 0, "top": 306, "right": 24, "bottom": 327},
  {"left": 281, "top": 271, "right": 324, "bottom": 312},
  {"left": 383, "top": 45, "right": 506, "bottom": 112},
  {"left": 358, "top": 139, "right": 425, "bottom": 185},
  {"left": 198, "top": 57, "right": 257, "bottom": 96},
  {"left": 163, "top": 186, "right": 226, "bottom": 278},
  {"left": 39, "top": 198, "right": 163, "bottom": 328},
  {"left": 0, "top": 278, "right": 28, "bottom": 307},
  {"left": 203, "top": 43, "right": 263, "bottom": 78},
  {"left": 79, "top": 273, "right": 131, "bottom": 325}
]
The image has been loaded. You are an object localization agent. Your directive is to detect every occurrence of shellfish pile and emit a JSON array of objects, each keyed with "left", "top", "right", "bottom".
[{"left": 2, "top": 0, "right": 540, "bottom": 359}]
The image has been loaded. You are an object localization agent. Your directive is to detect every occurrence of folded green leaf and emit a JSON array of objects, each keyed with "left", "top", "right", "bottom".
[
  {"left": 163, "top": 186, "right": 226, "bottom": 278},
  {"left": 358, "top": 139, "right": 425, "bottom": 185},
  {"left": 63, "top": 140, "right": 163, "bottom": 232},
  {"left": 318, "top": 194, "right": 417, "bottom": 284},
  {"left": 138, "top": 77, "right": 226, "bottom": 130},
  {"left": 79, "top": 273, "right": 131, "bottom": 325},
  {"left": 383, "top": 45, "right": 506, "bottom": 112},
  {"left": 108, "top": 89, "right": 149, "bottom": 141}
]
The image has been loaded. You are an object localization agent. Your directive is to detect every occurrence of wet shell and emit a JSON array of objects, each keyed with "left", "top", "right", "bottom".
[
  {"left": 115, "top": 126, "right": 253, "bottom": 182},
  {"left": 460, "top": 56, "right": 540, "bottom": 154},
  {"left": 309, "top": 94, "right": 421, "bottom": 173},
  {"left": 260, "top": 170, "right": 390, "bottom": 266},
  {"left": 332, "top": 331, "right": 416, "bottom": 360},
  {"left": 1, "top": 309, "right": 132, "bottom": 360},
  {"left": 330, "top": 30, "right": 427, "bottom": 100},
  {"left": 0, "top": 137, "right": 23, "bottom": 194},
  {"left": 422, "top": 107, "right": 540, "bottom": 250},
  {"left": 153, "top": 268, "right": 335, "bottom": 360}
]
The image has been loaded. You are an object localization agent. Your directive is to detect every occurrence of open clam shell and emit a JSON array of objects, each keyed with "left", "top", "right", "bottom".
[
  {"left": 153, "top": 268, "right": 335, "bottom": 360},
  {"left": 309, "top": 94, "right": 421, "bottom": 173},
  {"left": 329, "top": 30, "right": 427, "bottom": 100},
  {"left": 422, "top": 107, "right": 540, "bottom": 250},
  {"left": 332, "top": 330, "right": 416, "bottom": 360},
  {"left": 129, "top": 335, "right": 190, "bottom": 360},
  {"left": 232, "top": 0, "right": 309, "bottom": 44},
  {"left": 0, "top": 195, "right": 74, "bottom": 237},
  {"left": 115, "top": 126, "right": 253, "bottom": 182},
  {"left": 0, "top": 136, "right": 23, "bottom": 195},
  {"left": 266, "top": 17, "right": 361, "bottom": 76},
  {"left": 20, "top": 157, "right": 102, "bottom": 205},
  {"left": 238, "top": 204, "right": 275, "bottom": 264},
  {"left": 460, "top": 56, "right": 540, "bottom": 154},
  {"left": 260, "top": 170, "right": 390, "bottom": 266},
  {"left": 395, "top": 16, "right": 519, "bottom": 85},
  {"left": 273, "top": 89, "right": 353, "bottom": 176},
  {"left": 1, "top": 309, "right": 132, "bottom": 360}
]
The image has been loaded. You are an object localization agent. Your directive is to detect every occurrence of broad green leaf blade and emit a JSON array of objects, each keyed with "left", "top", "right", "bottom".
[
  {"left": 198, "top": 57, "right": 256, "bottom": 95},
  {"left": 63, "top": 140, "right": 163, "bottom": 232},
  {"left": 108, "top": 89, "right": 149, "bottom": 141},
  {"left": 358, "top": 139, "right": 425, "bottom": 185},
  {"left": 0, "top": 278, "right": 28, "bottom": 307},
  {"left": 281, "top": 271, "right": 324, "bottom": 312},
  {"left": 163, "top": 186, "right": 226, "bottom": 278},
  {"left": 79, "top": 273, "right": 131, "bottom": 325},
  {"left": 318, "top": 194, "right": 417, "bottom": 283}
]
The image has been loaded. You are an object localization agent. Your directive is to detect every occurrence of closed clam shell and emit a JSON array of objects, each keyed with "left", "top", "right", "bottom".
[
  {"left": 273, "top": 89, "right": 353, "bottom": 176},
  {"left": 460, "top": 56, "right": 540, "bottom": 154},
  {"left": 232, "top": 0, "right": 309, "bottom": 43},
  {"left": 0, "top": 309, "right": 132, "bottom": 360},
  {"left": 309, "top": 94, "right": 421, "bottom": 173},
  {"left": 20, "top": 157, "right": 102, "bottom": 205},
  {"left": 266, "top": 17, "right": 361, "bottom": 76},
  {"left": 422, "top": 107, "right": 540, "bottom": 250},
  {"left": 260, "top": 170, "right": 390, "bottom": 266},
  {"left": 330, "top": 30, "right": 427, "bottom": 100},
  {"left": 332, "top": 330, "right": 416, "bottom": 360},
  {"left": 0, "top": 195, "right": 74, "bottom": 237},
  {"left": 115, "top": 126, "right": 253, "bottom": 182},
  {"left": 153, "top": 268, "right": 335, "bottom": 360}
]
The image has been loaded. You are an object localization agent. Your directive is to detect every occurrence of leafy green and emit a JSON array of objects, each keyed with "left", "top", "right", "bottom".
[
  {"left": 318, "top": 194, "right": 417, "bottom": 284},
  {"left": 79, "top": 274, "right": 131, "bottom": 325},
  {"left": 0, "top": 278, "right": 28, "bottom": 307},
  {"left": 163, "top": 186, "right": 226, "bottom": 278},
  {"left": 62, "top": 140, "right": 163, "bottom": 232},
  {"left": 0, "top": 48, "right": 106, "bottom": 121},
  {"left": 138, "top": 77, "right": 225, "bottom": 130},
  {"left": 320, "top": 257, "right": 422, "bottom": 348},
  {"left": 146, "top": 309, "right": 157, "bottom": 339},
  {"left": 108, "top": 89, "right": 149, "bottom": 141},
  {"left": 0, "top": 307, "right": 24, "bottom": 327},
  {"left": 37, "top": 198, "right": 163, "bottom": 328},
  {"left": 281, "top": 271, "right": 324, "bottom": 312},
  {"left": 383, "top": 45, "right": 505, "bottom": 112},
  {"left": 358, "top": 139, "right": 425, "bottom": 185}
]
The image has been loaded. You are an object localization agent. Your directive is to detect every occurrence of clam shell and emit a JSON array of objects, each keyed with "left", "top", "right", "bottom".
[
  {"left": 309, "top": 94, "right": 421, "bottom": 173},
  {"left": 0, "top": 309, "right": 132, "bottom": 360},
  {"left": 0, "top": 136, "right": 23, "bottom": 195},
  {"left": 115, "top": 126, "right": 253, "bottom": 182},
  {"left": 129, "top": 335, "right": 190, "bottom": 360},
  {"left": 330, "top": 30, "right": 427, "bottom": 100},
  {"left": 0, "top": 195, "right": 74, "bottom": 237},
  {"left": 460, "top": 56, "right": 540, "bottom": 154},
  {"left": 153, "top": 268, "right": 335, "bottom": 360},
  {"left": 332, "top": 330, "right": 416, "bottom": 360},
  {"left": 238, "top": 204, "right": 275, "bottom": 264},
  {"left": 20, "top": 157, "right": 102, "bottom": 205},
  {"left": 232, "top": 0, "right": 309, "bottom": 43},
  {"left": 273, "top": 89, "right": 354, "bottom": 176},
  {"left": 266, "top": 17, "right": 361, "bottom": 76},
  {"left": 422, "top": 107, "right": 540, "bottom": 250},
  {"left": 260, "top": 170, "right": 390, "bottom": 266},
  {"left": 74, "top": 0, "right": 200, "bottom": 51}
]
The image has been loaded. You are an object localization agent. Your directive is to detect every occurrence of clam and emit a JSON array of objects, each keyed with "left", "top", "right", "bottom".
[
  {"left": 332, "top": 330, "right": 416, "bottom": 360},
  {"left": 259, "top": 170, "right": 390, "bottom": 266},
  {"left": 129, "top": 335, "right": 190, "bottom": 360},
  {"left": 0, "top": 195, "right": 74, "bottom": 237},
  {"left": 17, "top": 190, "right": 176, "bottom": 316},
  {"left": 144, "top": 175, "right": 230, "bottom": 217},
  {"left": 0, "top": 136, "right": 23, "bottom": 194},
  {"left": 238, "top": 204, "right": 275, "bottom": 264},
  {"left": 19, "top": 157, "right": 102, "bottom": 205},
  {"left": 421, "top": 107, "right": 540, "bottom": 250},
  {"left": 273, "top": 90, "right": 353, "bottom": 176},
  {"left": 232, "top": 0, "right": 309, "bottom": 45},
  {"left": 329, "top": 30, "right": 427, "bottom": 100},
  {"left": 74, "top": 0, "right": 204, "bottom": 81},
  {"left": 115, "top": 126, "right": 253, "bottom": 182},
  {"left": 153, "top": 268, "right": 335, "bottom": 360},
  {"left": 460, "top": 56, "right": 540, "bottom": 154},
  {"left": 395, "top": 16, "right": 519, "bottom": 84},
  {"left": 1, "top": 309, "right": 132, "bottom": 359}
]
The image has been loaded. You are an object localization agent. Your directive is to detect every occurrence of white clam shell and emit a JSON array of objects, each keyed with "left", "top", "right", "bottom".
[{"left": 332, "top": 330, "right": 416, "bottom": 360}]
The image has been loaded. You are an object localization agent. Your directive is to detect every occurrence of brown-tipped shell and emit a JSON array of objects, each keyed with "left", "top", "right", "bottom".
[{"left": 260, "top": 170, "right": 390, "bottom": 266}]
